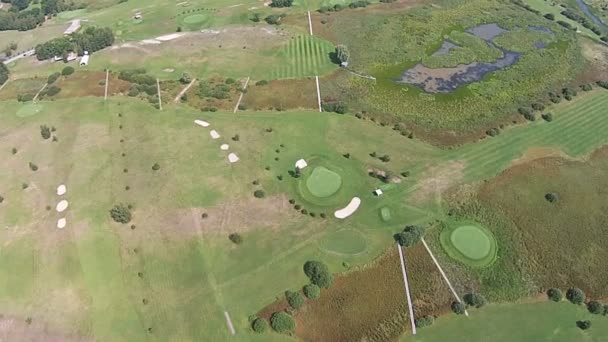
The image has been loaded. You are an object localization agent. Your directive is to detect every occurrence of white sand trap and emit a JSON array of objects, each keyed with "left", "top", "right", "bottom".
[
  {"left": 156, "top": 33, "right": 184, "bottom": 41},
  {"left": 334, "top": 197, "right": 361, "bottom": 219},
  {"left": 57, "top": 218, "right": 66, "bottom": 229},
  {"left": 194, "top": 119, "right": 210, "bottom": 127},
  {"left": 210, "top": 130, "right": 220, "bottom": 139},
  {"left": 56, "top": 200, "right": 69, "bottom": 213},
  {"left": 295, "top": 159, "right": 308, "bottom": 169},
  {"left": 220, "top": 144, "right": 229, "bottom": 151},
  {"left": 57, "top": 184, "right": 67, "bottom": 196},
  {"left": 228, "top": 153, "right": 239, "bottom": 163}
]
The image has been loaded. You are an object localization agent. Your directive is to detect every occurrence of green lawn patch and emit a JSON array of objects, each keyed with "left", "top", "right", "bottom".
[
  {"left": 379, "top": 206, "right": 391, "bottom": 221},
  {"left": 440, "top": 221, "right": 497, "bottom": 267},
  {"left": 182, "top": 14, "right": 208, "bottom": 27},
  {"left": 306, "top": 166, "right": 342, "bottom": 198},
  {"left": 319, "top": 229, "right": 367, "bottom": 255},
  {"left": 16, "top": 103, "right": 44, "bottom": 117}
]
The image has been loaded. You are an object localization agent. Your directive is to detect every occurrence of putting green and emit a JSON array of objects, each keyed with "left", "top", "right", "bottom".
[
  {"left": 319, "top": 229, "right": 367, "bottom": 255},
  {"left": 16, "top": 104, "right": 43, "bottom": 118},
  {"left": 183, "top": 14, "right": 208, "bottom": 26},
  {"left": 380, "top": 207, "right": 391, "bottom": 222},
  {"left": 305, "top": 166, "right": 342, "bottom": 198},
  {"left": 440, "top": 221, "right": 497, "bottom": 267}
]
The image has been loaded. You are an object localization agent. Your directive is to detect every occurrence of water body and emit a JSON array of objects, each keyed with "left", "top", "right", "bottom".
[
  {"left": 398, "top": 24, "right": 522, "bottom": 93},
  {"left": 528, "top": 25, "right": 553, "bottom": 34},
  {"left": 431, "top": 40, "right": 459, "bottom": 56},
  {"left": 575, "top": 0, "right": 608, "bottom": 30}
]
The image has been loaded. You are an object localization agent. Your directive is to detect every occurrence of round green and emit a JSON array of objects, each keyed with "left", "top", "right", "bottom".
[
  {"left": 183, "top": 14, "right": 207, "bottom": 25},
  {"left": 440, "top": 221, "right": 497, "bottom": 267},
  {"left": 305, "top": 166, "right": 342, "bottom": 198}
]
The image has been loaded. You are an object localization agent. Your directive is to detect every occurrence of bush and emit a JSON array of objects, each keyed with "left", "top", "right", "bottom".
[
  {"left": 47, "top": 72, "right": 60, "bottom": 84},
  {"left": 486, "top": 127, "right": 500, "bottom": 137},
  {"left": 531, "top": 103, "right": 545, "bottom": 111},
  {"left": 463, "top": 293, "right": 487, "bottom": 308},
  {"left": 40, "top": 125, "right": 51, "bottom": 140},
  {"left": 547, "top": 288, "right": 562, "bottom": 302},
  {"left": 576, "top": 320, "right": 591, "bottom": 330},
  {"left": 225, "top": 78, "right": 235, "bottom": 84},
  {"left": 270, "top": 312, "right": 295, "bottom": 333},
  {"left": 270, "top": 0, "right": 293, "bottom": 7},
  {"left": 61, "top": 66, "right": 74, "bottom": 76},
  {"left": 28, "top": 162, "right": 38, "bottom": 171},
  {"left": 229, "top": 233, "right": 243, "bottom": 244},
  {"left": 110, "top": 204, "right": 132, "bottom": 224},
  {"left": 587, "top": 301, "right": 603, "bottom": 314},
  {"left": 265, "top": 14, "right": 284, "bottom": 25},
  {"left": 544, "top": 13, "right": 555, "bottom": 20},
  {"left": 451, "top": 301, "right": 466, "bottom": 315},
  {"left": 251, "top": 318, "right": 268, "bottom": 333},
  {"left": 256, "top": 80, "right": 268, "bottom": 86},
  {"left": 597, "top": 80, "right": 608, "bottom": 89},
  {"left": 152, "top": 163, "right": 160, "bottom": 171},
  {"left": 394, "top": 225, "right": 424, "bottom": 247},
  {"left": 285, "top": 290, "right": 304, "bottom": 309},
  {"left": 11, "top": 147, "right": 17, "bottom": 155},
  {"left": 303, "top": 283, "right": 320, "bottom": 299},
  {"left": 518, "top": 107, "right": 532, "bottom": 116},
  {"left": 581, "top": 84, "right": 593, "bottom": 91},
  {"left": 541, "top": 113, "right": 553, "bottom": 122},
  {"left": 566, "top": 288, "right": 585, "bottom": 304},
  {"left": 44, "top": 85, "right": 61, "bottom": 97},
  {"left": 0, "top": 195, "right": 3, "bottom": 203},
  {"left": 179, "top": 72, "right": 191, "bottom": 84},
  {"left": 253, "top": 190, "right": 265, "bottom": 198},
  {"left": 524, "top": 112, "right": 536, "bottom": 122},
  {"left": 303, "top": 260, "right": 333, "bottom": 288},
  {"left": 545, "top": 192, "right": 558, "bottom": 203},
  {"left": 400, "top": 171, "right": 411, "bottom": 177},
  {"left": 322, "top": 102, "right": 347, "bottom": 114},
  {"left": 415, "top": 315, "right": 434, "bottom": 328}
]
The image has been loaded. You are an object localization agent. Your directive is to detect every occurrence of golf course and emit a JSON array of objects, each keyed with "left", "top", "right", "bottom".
[{"left": 1, "top": 0, "right": 608, "bottom": 341}]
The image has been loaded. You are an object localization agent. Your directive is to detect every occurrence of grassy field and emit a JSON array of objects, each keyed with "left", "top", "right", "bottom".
[
  {"left": 411, "top": 301, "right": 608, "bottom": 342},
  {"left": 0, "top": 23, "right": 68, "bottom": 53}
]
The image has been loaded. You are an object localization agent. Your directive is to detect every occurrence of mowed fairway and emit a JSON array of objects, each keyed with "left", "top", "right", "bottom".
[
  {"left": 411, "top": 301, "right": 608, "bottom": 342},
  {"left": 271, "top": 35, "right": 337, "bottom": 79}
]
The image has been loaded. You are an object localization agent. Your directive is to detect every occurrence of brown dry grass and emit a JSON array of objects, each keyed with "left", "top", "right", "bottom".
[
  {"left": 240, "top": 79, "right": 318, "bottom": 111},
  {"left": 53, "top": 71, "right": 131, "bottom": 99},
  {"left": 411, "top": 161, "right": 465, "bottom": 204}
]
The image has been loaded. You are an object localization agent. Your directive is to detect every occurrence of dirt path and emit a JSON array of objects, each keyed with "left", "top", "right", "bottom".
[
  {"left": 233, "top": 77, "right": 250, "bottom": 113},
  {"left": 33, "top": 83, "right": 48, "bottom": 102},
  {"left": 397, "top": 244, "right": 417, "bottom": 335},
  {"left": 173, "top": 78, "right": 196, "bottom": 103},
  {"left": 420, "top": 238, "right": 469, "bottom": 316},
  {"left": 104, "top": 69, "right": 109, "bottom": 100}
]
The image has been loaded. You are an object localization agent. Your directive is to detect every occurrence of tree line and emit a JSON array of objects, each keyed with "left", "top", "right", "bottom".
[
  {"left": 0, "top": 62, "right": 9, "bottom": 86},
  {"left": 35, "top": 26, "right": 114, "bottom": 60}
]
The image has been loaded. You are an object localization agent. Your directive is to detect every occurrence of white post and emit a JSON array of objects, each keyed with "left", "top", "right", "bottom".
[
  {"left": 315, "top": 76, "right": 322, "bottom": 112},
  {"left": 397, "top": 244, "right": 417, "bottom": 335},
  {"left": 307, "top": 11, "right": 313, "bottom": 36}
]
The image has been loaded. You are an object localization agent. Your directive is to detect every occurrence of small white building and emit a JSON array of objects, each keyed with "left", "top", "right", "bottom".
[
  {"left": 373, "top": 189, "right": 384, "bottom": 197},
  {"left": 79, "top": 51, "right": 89, "bottom": 66},
  {"left": 295, "top": 159, "right": 308, "bottom": 170}
]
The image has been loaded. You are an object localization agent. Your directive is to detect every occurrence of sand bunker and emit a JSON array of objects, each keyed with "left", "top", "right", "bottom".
[
  {"left": 56, "top": 200, "right": 69, "bottom": 213},
  {"left": 57, "top": 218, "right": 66, "bottom": 229},
  {"left": 295, "top": 159, "right": 308, "bottom": 169},
  {"left": 57, "top": 184, "right": 67, "bottom": 196},
  {"left": 156, "top": 33, "right": 184, "bottom": 41},
  {"left": 210, "top": 130, "right": 220, "bottom": 139},
  {"left": 141, "top": 39, "right": 161, "bottom": 45},
  {"left": 228, "top": 153, "right": 239, "bottom": 163},
  {"left": 334, "top": 197, "right": 361, "bottom": 219},
  {"left": 194, "top": 119, "right": 210, "bottom": 127},
  {"left": 220, "top": 144, "right": 229, "bottom": 150}
]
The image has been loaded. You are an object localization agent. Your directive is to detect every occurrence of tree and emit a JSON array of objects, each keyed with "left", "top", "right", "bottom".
[
  {"left": 40, "top": 125, "right": 51, "bottom": 139},
  {"left": 28, "top": 162, "right": 38, "bottom": 171},
  {"left": 394, "top": 225, "right": 424, "bottom": 247},
  {"left": 545, "top": 192, "right": 558, "bottom": 203},
  {"left": 451, "top": 301, "right": 466, "bottom": 315},
  {"left": 265, "top": 14, "right": 283, "bottom": 25},
  {"left": 576, "top": 320, "right": 591, "bottom": 330},
  {"left": 285, "top": 290, "right": 304, "bottom": 309},
  {"left": 0, "top": 195, "right": 4, "bottom": 203},
  {"left": 566, "top": 288, "right": 585, "bottom": 305},
  {"left": 61, "top": 66, "right": 74, "bottom": 76},
  {"left": 547, "top": 288, "right": 562, "bottom": 302},
  {"left": 253, "top": 190, "right": 265, "bottom": 198},
  {"left": 229, "top": 233, "right": 243, "bottom": 244},
  {"left": 152, "top": 163, "right": 160, "bottom": 171},
  {"left": 303, "top": 260, "right": 333, "bottom": 288},
  {"left": 270, "top": 0, "right": 293, "bottom": 7},
  {"left": 303, "top": 283, "right": 320, "bottom": 299},
  {"left": 11, "top": 0, "right": 31, "bottom": 11},
  {"left": 110, "top": 204, "right": 132, "bottom": 224},
  {"left": 587, "top": 300, "right": 603, "bottom": 314},
  {"left": 179, "top": 72, "right": 191, "bottom": 84},
  {"left": 544, "top": 13, "right": 555, "bottom": 20},
  {"left": 463, "top": 293, "right": 487, "bottom": 308},
  {"left": 270, "top": 312, "right": 295, "bottom": 333},
  {"left": 335, "top": 44, "right": 349, "bottom": 64},
  {"left": 251, "top": 318, "right": 268, "bottom": 333}
]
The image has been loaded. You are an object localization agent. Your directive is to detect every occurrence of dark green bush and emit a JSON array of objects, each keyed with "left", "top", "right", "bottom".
[
  {"left": 303, "top": 260, "right": 333, "bottom": 288},
  {"left": 251, "top": 318, "right": 268, "bottom": 333},
  {"left": 394, "top": 225, "right": 424, "bottom": 247},
  {"left": 110, "top": 204, "right": 132, "bottom": 224},
  {"left": 253, "top": 190, "right": 265, "bottom": 198},
  {"left": 270, "top": 312, "right": 295, "bottom": 333},
  {"left": 588, "top": 301, "right": 603, "bottom": 314},
  {"left": 547, "top": 288, "right": 562, "bottom": 302},
  {"left": 303, "top": 283, "right": 321, "bottom": 299},
  {"left": 451, "top": 301, "right": 466, "bottom": 315},
  {"left": 463, "top": 293, "right": 487, "bottom": 308},
  {"left": 61, "top": 66, "right": 74, "bottom": 76},
  {"left": 285, "top": 290, "right": 304, "bottom": 309},
  {"left": 566, "top": 288, "right": 585, "bottom": 304},
  {"left": 229, "top": 233, "right": 243, "bottom": 244}
]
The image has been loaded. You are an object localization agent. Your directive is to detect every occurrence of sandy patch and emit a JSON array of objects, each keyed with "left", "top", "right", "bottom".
[
  {"left": 57, "top": 218, "right": 66, "bottom": 229},
  {"left": 194, "top": 119, "right": 210, "bottom": 127},
  {"left": 210, "top": 130, "right": 220, "bottom": 139},
  {"left": 0, "top": 316, "right": 88, "bottom": 342},
  {"left": 334, "top": 197, "right": 361, "bottom": 219},
  {"left": 156, "top": 33, "right": 184, "bottom": 41},
  {"left": 57, "top": 184, "right": 67, "bottom": 196},
  {"left": 141, "top": 39, "right": 161, "bottom": 45},
  {"left": 411, "top": 161, "right": 465, "bottom": 203},
  {"left": 56, "top": 200, "right": 69, "bottom": 213},
  {"left": 228, "top": 153, "right": 239, "bottom": 163},
  {"left": 163, "top": 68, "right": 175, "bottom": 72},
  {"left": 220, "top": 144, "right": 229, "bottom": 151}
]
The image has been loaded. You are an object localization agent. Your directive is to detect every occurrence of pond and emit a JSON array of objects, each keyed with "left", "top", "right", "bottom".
[
  {"left": 575, "top": 0, "right": 608, "bottom": 30},
  {"left": 397, "top": 23, "right": 550, "bottom": 93}
]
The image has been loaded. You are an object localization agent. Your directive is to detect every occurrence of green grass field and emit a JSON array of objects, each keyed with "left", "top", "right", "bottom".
[
  {"left": 271, "top": 34, "right": 337, "bottom": 79},
  {"left": 411, "top": 301, "right": 608, "bottom": 342}
]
